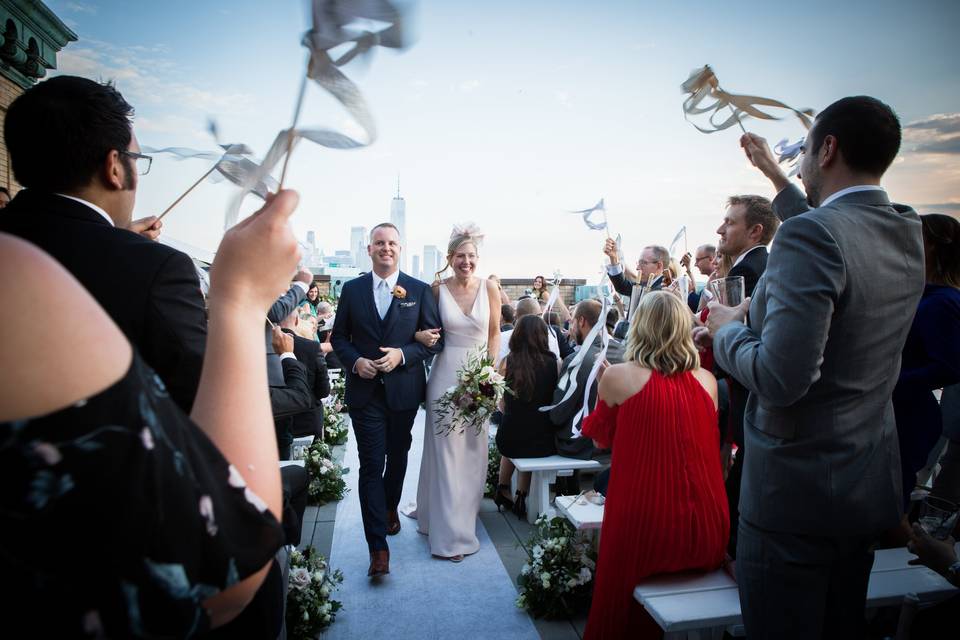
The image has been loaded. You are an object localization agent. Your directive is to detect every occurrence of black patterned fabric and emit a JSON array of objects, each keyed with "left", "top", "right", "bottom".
[{"left": 0, "top": 353, "right": 283, "bottom": 637}]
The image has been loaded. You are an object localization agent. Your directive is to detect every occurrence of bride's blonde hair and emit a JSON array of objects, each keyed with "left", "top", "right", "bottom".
[{"left": 434, "top": 223, "right": 484, "bottom": 281}]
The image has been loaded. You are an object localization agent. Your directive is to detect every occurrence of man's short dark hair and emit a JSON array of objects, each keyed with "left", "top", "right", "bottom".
[
  {"left": 500, "top": 303, "right": 515, "bottom": 324},
  {"left": 5, "top": 76, "right": 134, "bottom": 192},
  {"left": 644, "top": 245, "right": 670, "bottom": 265},
  {"left": 370, "top": 222, "right": 399, "bottom": 237},
  {"left": 574, "top": 299, "right": 601, "bottom": 329},
  {"left": 727, "top": 195, "right": 779, "bottom": 244},
  {"left": 605, "top": 307, "right": 619, "bottom": 330},
  {"left": 809, "top": 96, "right": 901, "bottom": 177}
]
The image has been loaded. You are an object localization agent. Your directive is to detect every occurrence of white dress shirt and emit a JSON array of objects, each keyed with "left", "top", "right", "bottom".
[
  {"left": 732, "top": 244, "right": 766, "bottom": 268},
  {"left": 371, "top": 270, "right": 401, "bottom": 319}
]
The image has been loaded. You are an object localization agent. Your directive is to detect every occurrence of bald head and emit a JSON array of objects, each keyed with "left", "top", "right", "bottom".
[{"left": 515, "top": 297, "right": 540, "bottom": 319}]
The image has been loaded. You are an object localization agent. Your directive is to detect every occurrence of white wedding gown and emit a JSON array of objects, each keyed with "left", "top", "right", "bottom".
[{"left": 408, "top": 280, "right": 490, "bottom": 557}]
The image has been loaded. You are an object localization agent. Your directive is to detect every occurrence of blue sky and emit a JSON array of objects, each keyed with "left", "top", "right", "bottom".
[{"left": 47, "top": 0, "right": 960, "bottom": 279}]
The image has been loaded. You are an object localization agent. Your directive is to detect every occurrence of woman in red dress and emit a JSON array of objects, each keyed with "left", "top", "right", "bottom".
[{"left": 582, "top": 291, "right": 730, "bottom": 639}]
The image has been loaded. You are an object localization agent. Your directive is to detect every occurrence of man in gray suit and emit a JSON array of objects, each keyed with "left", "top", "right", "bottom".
[{"left": 703, "top": 96, "right": 925, "bottom": 638}]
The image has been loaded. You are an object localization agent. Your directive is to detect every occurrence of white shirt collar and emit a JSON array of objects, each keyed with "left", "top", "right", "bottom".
[
  {"left": 371, "top": 269, "right": 400, "bottom": 291},
  {"left": 54, "top": 193, "right": 115, "bottom": 227},
  {"left": 819, "top": 185, "right": 885, "bottom": 208},
  {"left": 733, "top": 244, "right": 766, "bottom": 268}
]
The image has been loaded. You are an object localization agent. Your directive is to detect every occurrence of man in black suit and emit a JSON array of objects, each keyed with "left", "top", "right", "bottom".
[
  {"left": 0, "top": 76, "right": 206, "bottom": 412},
  {"left": 331, "top": 222, "right": 443, "bottom": 577},
  {"left": 279, "top": 308, "right": 331, "bottom": 438},
  {"left": 713, "top": 194, "right": 779, "bottom": 557}
]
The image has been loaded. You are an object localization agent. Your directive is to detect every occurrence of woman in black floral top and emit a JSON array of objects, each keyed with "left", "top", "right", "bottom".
[{"left": 0, "top": 191, "right": 302, "bottom": 637}]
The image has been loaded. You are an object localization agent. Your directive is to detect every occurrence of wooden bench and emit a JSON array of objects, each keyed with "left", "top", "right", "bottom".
[
  {"left": 554, "top": 494, "right": 604, "bottom": 530},
  {"left": 508, "top": 455, "right": 602, "bottom": 524},
  {"left": 633, "top": 546, "right": 959, "bottom": 639},
  {"left": 279, "top": 459, "right": 306, "bottom": 468}
]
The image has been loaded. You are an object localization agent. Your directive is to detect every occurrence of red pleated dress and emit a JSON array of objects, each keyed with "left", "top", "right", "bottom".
[{"left": 582, "top": 369, "right": 729, "bottom": 639}]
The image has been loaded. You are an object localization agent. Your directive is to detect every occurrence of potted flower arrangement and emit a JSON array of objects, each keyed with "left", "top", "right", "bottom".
[
  {"left": 433, "top": 345, "right": 510, "bottom": 436},
  {"left": 286, "top": 546, "right": 344, "bottom": 638},
  {"left": 516, "top": 515, "right": 597, "bottom": 618},
  {"left": 305, "top": 440, "right": 347, "bottom": 505},
  {"left": 323, "top": 409, "right": 349, "bottom": 445},
  {"left": 485, "top": 434, "right": 502, "bottom": 497}
]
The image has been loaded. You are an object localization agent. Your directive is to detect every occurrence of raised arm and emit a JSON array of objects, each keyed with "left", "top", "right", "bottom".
[{"left": 740, "top": 132, "right": 809, "bottom": 222}]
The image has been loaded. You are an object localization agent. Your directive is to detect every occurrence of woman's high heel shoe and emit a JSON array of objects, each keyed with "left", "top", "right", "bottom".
[
  {"left": 493, "top": 484, "right": 514, "bottom": 512},
  {"left": 512, "top": 490, "right": 528, "bottom": 520}
]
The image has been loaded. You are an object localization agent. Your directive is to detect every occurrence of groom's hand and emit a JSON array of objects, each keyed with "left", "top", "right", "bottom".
[
  {"left": 374, "top": 347, "right": 403, "bottom": 373},
  {"left": 354, "top": 357, "right": 379, "bottom": 379}
]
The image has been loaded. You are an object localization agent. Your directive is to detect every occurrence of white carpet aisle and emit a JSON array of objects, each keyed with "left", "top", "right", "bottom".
[{"left": 323, "top": 410, "right": 540, "bottom": 640}]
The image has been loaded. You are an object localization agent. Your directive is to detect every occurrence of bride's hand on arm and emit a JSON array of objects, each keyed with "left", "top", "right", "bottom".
[{"left": 415, "top": 328, "right": 441, "bottom": 347}]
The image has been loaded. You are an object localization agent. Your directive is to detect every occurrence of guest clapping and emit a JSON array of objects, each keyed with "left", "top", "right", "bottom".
[
  {"left": 494, "top": 315, "right": 560, "bottom": 519},
  {"left": 581, "top": 292, "right": 727, "bottom": 639}
]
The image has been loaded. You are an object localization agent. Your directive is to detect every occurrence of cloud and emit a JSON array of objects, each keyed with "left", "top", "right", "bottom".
[
  {"left": 65, "top": 2, "right": 97, "bottom": 14},
  {"left": 916, "top": 202, "right": 960, "bottom": 213},
  {"left": 904, "top": 112, "right": 960, "bottom": 154},
  {"left": 555, "top": 90, "right": 572, "bottom": 110},
  {"left": 457, "top": 79, "right": 480, "bottom": 93}
]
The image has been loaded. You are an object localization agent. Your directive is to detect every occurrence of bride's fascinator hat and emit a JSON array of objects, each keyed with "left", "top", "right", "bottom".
[{"left": 449, "top": 223, "right": 485, "bottom": 252}]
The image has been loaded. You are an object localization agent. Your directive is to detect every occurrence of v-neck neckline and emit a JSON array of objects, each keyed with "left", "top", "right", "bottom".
[{"left": 444, "top": 279, "right": 482, "bottom": 317}]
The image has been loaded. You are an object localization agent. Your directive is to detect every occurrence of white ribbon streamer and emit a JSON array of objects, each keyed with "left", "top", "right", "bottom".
[
  {"left": 570, "top": 198, "right": 607, "bottom": 231},
  {"left": 775, "top": 137, "right": 804, "bottom": 177}
]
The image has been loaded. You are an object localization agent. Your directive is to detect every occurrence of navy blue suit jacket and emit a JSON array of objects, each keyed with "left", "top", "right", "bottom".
[{"left": 331, "top": 272, "right": 443, "bottom": 411}]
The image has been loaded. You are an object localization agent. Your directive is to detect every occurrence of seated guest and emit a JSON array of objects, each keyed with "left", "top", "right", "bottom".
[
  {"left": 304, "top": 282, "right": 321, "bottom": 315},
  {"left": 499, "top": 298, "right": 562, "bottom": 361},
  {"left": 314, "top": 301, "right": 341, "bottom": 370},
  {"left": 582, "top": 292, "right": 728, "bottom": 639},
  {"left": 0, "top": 76, "right": 207, "bottom": 413},
  {"left": 549, "top": 300, "right": 605, "bottom": 460},
  {"left": 681, "top": 244, "right": 716, "bottom": 312},
  {"left": 266, "top": 270, "right": 311, "bottom": 386},
  {"left": 0, "top": 191, "right": 301, "bottom": 637},
  {"left": 604, "top": 307, "right": 626, "bottom": 365},
  {"left": 494, "top": 315, "right": 560, "bottom": 519},
  {"left": 280, "top": 308, "right": 331, "bottom": 439},
  {"left": 500, "top": 303, "right": 515, "bottom": 331},
  {"left": 269, "top": 327, "right": 313, "bottom": 459},
  {"left": 893, "top": 213, "right": 960, "bottom": 506}
]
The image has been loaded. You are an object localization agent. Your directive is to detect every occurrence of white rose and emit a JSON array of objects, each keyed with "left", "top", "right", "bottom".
[
  {"left": 290, "top": 567, "right": 311, "bottom": 591},
  {"left": 541, "top": 571, "right": 551, "bottom": 582},
  {"left": 579, "top": 567, "right": 592, "bottom": 584},
  {"left": 520, "top": 563, "right": 530, "bottom": 575}
]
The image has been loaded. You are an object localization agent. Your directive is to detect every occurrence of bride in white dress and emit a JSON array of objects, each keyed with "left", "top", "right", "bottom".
[{"left": 404, "top": 224, "right": 501, "bottom": 561}]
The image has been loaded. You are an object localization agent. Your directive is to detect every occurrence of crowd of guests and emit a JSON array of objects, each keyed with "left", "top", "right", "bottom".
[{"left": 2, "top": 72, "right": 958, "bottom": 640}]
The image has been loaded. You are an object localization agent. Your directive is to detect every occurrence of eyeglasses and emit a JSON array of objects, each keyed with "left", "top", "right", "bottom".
[{"left": 120, "top": 150, "right": 153, "bottom": 176}]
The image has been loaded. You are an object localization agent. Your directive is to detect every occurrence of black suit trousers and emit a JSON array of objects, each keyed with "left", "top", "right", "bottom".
[{"left": 348, "top": 384, "right": 418, "bottom": 552}]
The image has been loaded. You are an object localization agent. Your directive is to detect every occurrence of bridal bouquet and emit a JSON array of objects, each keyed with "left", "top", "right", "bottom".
[
  {"left": 286, "top": 546, "right": 344, "bottom": 638},
  {"left": 433, "top": 345, "right": 509, "bottom": 436}
]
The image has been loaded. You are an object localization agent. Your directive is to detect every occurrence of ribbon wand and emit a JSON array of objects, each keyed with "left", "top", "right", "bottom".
[{"left": 156, "top": 163, "right": 220, "bottom": 222}]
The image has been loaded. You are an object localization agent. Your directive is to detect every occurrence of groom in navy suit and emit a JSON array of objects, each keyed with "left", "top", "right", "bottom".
[{"left": 331, "top": 223, "right": 443, "bottom": 577}]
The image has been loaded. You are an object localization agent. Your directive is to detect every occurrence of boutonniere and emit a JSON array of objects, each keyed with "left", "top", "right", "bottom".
[{"left": 392, "top": 285, "right": 407, "bottom": 300}]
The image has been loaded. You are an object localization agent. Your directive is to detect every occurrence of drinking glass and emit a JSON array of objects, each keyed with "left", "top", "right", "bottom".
[
  {"left": 708, "top": 276, "right": 745, "bottom": 307},
  {"left": 918, "top": 495, "right": 959, "bottom": 540}
]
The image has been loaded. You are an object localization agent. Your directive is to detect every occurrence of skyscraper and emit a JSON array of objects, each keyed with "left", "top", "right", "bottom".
[
  {"left": 411, "top": 255, "right": 421, "bottom": 281},
  {"left": 350, "top": 226, "right": 370, "bottom": 272},
  {"left": 390, "top": 178, "right": 407, "bottom": 273},
  {"left": 423, "top": 244, "right": 441, "bottom": 282}
]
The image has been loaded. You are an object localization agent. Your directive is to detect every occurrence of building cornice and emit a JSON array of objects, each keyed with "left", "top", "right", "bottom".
[{"left": 1, "top": 0, "right": 77, "bottom": 89}]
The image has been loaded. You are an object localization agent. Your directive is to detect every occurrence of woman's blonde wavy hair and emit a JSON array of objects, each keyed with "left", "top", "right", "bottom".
[{"left": 625, "top": 291, "right": 700, "bottom": 375}]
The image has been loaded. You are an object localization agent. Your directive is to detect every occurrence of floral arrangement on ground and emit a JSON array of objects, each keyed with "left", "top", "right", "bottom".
[
  {"left": 516, "top": 514, "right": 597, "bottom": 618},
  {"left": 433, "top": 345, "right": 510, "bottom": 436},
  {"left": 323, "top": 408, "right": 349, "bottom": 445},
  {"left": 328, "top": 376, "right": 347, "bottom": 413},
  {"left": 305, "top": 440, "right": 348, "bottom": 505},
  {"left": 287, "top": 546, "right": 344, "bottom": 639},
  {"left": 485, "top": 434, "right": 501, "bottom": 497}
]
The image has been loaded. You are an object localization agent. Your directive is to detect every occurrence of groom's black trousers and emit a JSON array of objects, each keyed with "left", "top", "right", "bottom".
[{"left": 349, "top": 383, "right": 418, "bottom": 552}]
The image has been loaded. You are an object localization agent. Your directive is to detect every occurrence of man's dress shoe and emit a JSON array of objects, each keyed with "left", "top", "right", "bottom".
[
  {"left": 368, "top": 550, "right": 390, "bottom": 577},
  {"left": 386, "top": 509, "right": 401, "bottom": 536}
]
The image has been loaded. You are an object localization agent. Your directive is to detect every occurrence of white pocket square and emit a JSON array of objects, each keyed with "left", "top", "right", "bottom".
[{"left": 399, "top": 301, "right": 417, "bottom": 308}]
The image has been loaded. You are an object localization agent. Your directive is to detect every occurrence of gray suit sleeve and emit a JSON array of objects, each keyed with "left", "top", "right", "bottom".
[
  {"left": 714, "top": 214, "right": 845, "bottom": 407},
  {"left": 268, "top": 284, "right": 307, "bottom": 324},
  {"left": 772, "top": 183, "right": 812, "bottom": 222}
]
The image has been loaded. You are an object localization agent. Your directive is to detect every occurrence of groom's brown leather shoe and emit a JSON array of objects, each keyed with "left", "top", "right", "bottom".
[
  {"left": 386, "top": 509, "right": 401, "bottom": 536},
  {"left": 368, "top": 550, "right": 390, "bottom": 577}
]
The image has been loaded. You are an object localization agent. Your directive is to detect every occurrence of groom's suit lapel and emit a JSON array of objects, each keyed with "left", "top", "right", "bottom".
[{"left": 359, "top": 272, "right": 383, "bottom": 337}]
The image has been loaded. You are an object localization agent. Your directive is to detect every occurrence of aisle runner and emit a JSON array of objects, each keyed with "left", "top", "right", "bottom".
[{"left": 324, "top": 410, "right": 539, "bottom": 640}]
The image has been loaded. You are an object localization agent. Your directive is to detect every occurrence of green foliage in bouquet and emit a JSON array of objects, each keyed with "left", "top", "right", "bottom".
[
  {"left": 433, "top": 345, "right": 510, "bottom": 436},
  {"left": 305, "top": 440, "right": 347, "bottom": 505},
  {"left": 516, "top": 515, "right": 597, "bottom": 619},
  {"left": 323, "top": 409, "right": 349, "bottom": 445},
  {"left": 286, "top": 546, "right": 344, "bottom": 638}
]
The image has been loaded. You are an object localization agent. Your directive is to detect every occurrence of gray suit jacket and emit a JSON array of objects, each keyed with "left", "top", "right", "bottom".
[
  {"left": 714, "top": 184, "right": 924, "bottom": 537},
  {"left": 266, "top": 284, "right": 307, "bottom": 386}
]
